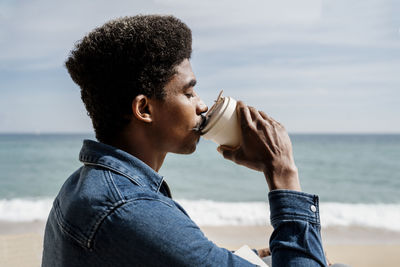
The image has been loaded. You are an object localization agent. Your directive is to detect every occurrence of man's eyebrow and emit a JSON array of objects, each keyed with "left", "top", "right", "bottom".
[{"left": 182, "top": 79, "right": 197, "bottom": 90}]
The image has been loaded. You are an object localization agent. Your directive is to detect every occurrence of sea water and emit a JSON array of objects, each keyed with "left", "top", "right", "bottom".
[{"left": 0, "top": 134, "right": 399, "bottom": 230}]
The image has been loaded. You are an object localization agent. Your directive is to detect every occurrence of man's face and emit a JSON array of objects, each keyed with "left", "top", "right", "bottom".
[{"left": 151, "top": 59, "right": 208, "bottom": 154}]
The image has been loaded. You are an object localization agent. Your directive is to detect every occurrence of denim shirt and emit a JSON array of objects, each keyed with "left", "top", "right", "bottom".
[{"left": 42, "top": 140, "right": 326, "bottom": 267}]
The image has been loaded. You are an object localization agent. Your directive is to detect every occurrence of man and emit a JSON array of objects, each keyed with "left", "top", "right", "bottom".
[{"left": 42, "top": 15, "right": 327, "bottom": 266}]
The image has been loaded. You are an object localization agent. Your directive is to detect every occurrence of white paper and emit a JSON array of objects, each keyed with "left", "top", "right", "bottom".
[{"left": 234, "top": 245, "right": 268, "bottom": 266}]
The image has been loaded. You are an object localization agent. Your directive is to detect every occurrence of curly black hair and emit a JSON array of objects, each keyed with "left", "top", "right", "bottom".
[{"left": 65, "top": 15, "right": 192, "bottom": 143}]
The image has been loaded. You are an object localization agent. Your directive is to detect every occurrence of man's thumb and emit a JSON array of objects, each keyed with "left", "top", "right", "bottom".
[{"left": 217, "top": 146, "right": 236, "bottom": 160}]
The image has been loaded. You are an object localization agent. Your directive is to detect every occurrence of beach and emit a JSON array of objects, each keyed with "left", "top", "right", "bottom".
[
  {"left": 1, "top": 220, "right": 400, "bottom": 267},
  {"left": 1, "top": 134, "right": 399, "bottom": 266},
  {"left": 202, "top": 225, "right": 400, "bottom": 267}
]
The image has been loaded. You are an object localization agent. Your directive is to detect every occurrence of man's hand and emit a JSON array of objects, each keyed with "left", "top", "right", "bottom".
[
  {"left": 217, "top": 101, "right": 301, "bottom": 191},
  {"left": 257, "top": 247, "right": 271, "bottom": 258}
]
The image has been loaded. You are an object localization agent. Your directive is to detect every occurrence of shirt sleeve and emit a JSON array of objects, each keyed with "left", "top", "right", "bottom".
[
  {"left": 93, "top": 198, "right": 257, "bottom": 267},
  {"left": 268, "top": 190, "right": 327, "bottom": 267}
]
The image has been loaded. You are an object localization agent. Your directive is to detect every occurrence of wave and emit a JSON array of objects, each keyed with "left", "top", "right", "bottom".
[
  {"left": 1, "top": 198, "right": 399, "bottom": 231},
  {"left": 178, "top": 200, "right": 400, "bottom": 231},
  {"left": 0, "top": 198, "right": 53, "bottom": 222},
  {"left": 319, "top": 202, "right": 400, "bottom": 230}
]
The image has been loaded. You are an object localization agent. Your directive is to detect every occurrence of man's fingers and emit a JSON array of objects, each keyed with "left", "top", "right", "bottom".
[
  {"left": 249, "top": 106, "right": 263, "bottom": 121},
  {"left": 259, "top": 111, "right": 283, "bottom": 128},
  {"left": 259, "top": 110, "right": 275, "bottom": 124},
  {"left": 257, "top": 247, "right": 271, "bottom": 258},
  {"left": 217, "top": 146, "right": 237, "bottom": 161},
  {"left": 259, "top": 111, "right": 269, "bottom": 120},
  {"left": 236, "top": 101, "right": 253, "bottom": 130}
]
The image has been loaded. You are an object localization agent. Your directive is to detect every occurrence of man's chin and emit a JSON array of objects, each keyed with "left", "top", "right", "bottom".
[
  {"left": 174, "top": 137, "right": 199, "bottom": 155},
  {"left": 184, "top": 146, "right": 197, "bottom": 155},
  {"left": 184, "top": 140, "right": 198, "bottom": 154}
]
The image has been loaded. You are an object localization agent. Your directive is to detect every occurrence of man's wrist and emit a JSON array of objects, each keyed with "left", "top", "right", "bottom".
[{"left": 264, "top": 165, "right": 301, "bottom": 192}]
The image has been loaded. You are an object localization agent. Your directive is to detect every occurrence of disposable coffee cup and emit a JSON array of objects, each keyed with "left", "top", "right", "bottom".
[{"left": 200, "top": 90, "right": 241, "bottom": 147}]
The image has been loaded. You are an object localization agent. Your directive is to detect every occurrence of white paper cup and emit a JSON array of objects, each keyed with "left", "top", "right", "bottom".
[{"left": 201, "top": 91, "right": 241, "bottom": 147}]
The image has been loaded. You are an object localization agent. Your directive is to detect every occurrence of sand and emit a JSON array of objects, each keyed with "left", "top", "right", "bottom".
[
  {"left": 201, "top": 225, "right": 400, "bottom": 267},
  {"left": 1, "top": 220, "right": 400, "bottom": 267}
]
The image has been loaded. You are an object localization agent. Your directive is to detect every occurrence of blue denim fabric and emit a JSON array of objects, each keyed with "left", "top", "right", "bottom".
[
  {"left": 42, "top": 140, "right": 326, "bottom": 266},
  {"left": 269, "top": 190, "right": 327, "bottom": 266}
]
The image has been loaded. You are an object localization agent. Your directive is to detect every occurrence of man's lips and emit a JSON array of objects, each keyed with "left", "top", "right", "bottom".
[{"left": 192, "top": 114, "right": 207, "bottom": 132}]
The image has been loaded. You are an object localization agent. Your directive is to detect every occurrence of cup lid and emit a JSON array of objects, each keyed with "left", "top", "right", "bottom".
[{"left": 201, "top": 90, "right": 230, "bottom": 134}]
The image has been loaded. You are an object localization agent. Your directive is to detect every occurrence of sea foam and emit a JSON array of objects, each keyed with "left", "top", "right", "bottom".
[
  {"left": 0, "top": 198, "right": 53, "bottom": 222},
  {"left": 1, "top": 198, "right": 399, "bottom": 231},
  {"left": 178, "top": 200, "right": 400, "bottom": 231}
]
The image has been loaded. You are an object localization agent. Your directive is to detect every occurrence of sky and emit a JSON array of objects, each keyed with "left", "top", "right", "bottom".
[{"left": 0, "top": 0, "right": 399, "bottom": 133}]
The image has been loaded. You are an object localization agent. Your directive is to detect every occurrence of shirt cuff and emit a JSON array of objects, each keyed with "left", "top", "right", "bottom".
[{"left": 268, "top": 190, "right": 320, "bottom": 228}]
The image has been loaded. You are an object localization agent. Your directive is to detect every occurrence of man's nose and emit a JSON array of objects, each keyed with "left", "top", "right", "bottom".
[{"left": 196, "top": 98, "right": 208, "bottom": 115}]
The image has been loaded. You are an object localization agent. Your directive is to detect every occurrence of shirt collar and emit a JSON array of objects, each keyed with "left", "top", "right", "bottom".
[{"left": 79, "top": 139, "right": 165, "bottom": 194}]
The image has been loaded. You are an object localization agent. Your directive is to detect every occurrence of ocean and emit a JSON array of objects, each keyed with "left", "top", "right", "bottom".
[{"left": 1, "top": 133, "right": 399, "bottom": 230}]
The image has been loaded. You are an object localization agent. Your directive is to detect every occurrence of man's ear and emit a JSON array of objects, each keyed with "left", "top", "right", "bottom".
[{"left": 131, "top": 95, "right": 153, "bottom": 123}]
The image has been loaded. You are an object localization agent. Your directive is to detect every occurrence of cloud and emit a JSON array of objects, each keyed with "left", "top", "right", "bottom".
[
  {"left": 0, "top": 0, "right": 322, "bottom": 67},
  {"left": 156, "top": 0, "right": 322, "bottom": 26},
  {"left": 0, "top": 0, "right": 399, "bottom": 133},
  {"left": 1, "top": 0, "right": 397, "bottom": 67}
]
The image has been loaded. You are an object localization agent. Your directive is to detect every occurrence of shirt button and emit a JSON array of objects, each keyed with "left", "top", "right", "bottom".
[{"left": 310, "top": 205, "right": 317, "bottom": 212}]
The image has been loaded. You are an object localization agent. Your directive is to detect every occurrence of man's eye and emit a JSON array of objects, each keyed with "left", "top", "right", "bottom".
[{"left": 185, "top": 93, "right": 194, "bottom": 98}]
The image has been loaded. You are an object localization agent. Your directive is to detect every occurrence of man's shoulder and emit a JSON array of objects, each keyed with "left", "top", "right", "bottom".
[{"left": 51, "top": 164, "right": 173, "bottom": 249}]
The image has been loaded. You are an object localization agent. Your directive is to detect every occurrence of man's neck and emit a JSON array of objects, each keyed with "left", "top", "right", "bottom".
[{"left": 108, "top": 131, "right": 166, "bottom": 172}]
